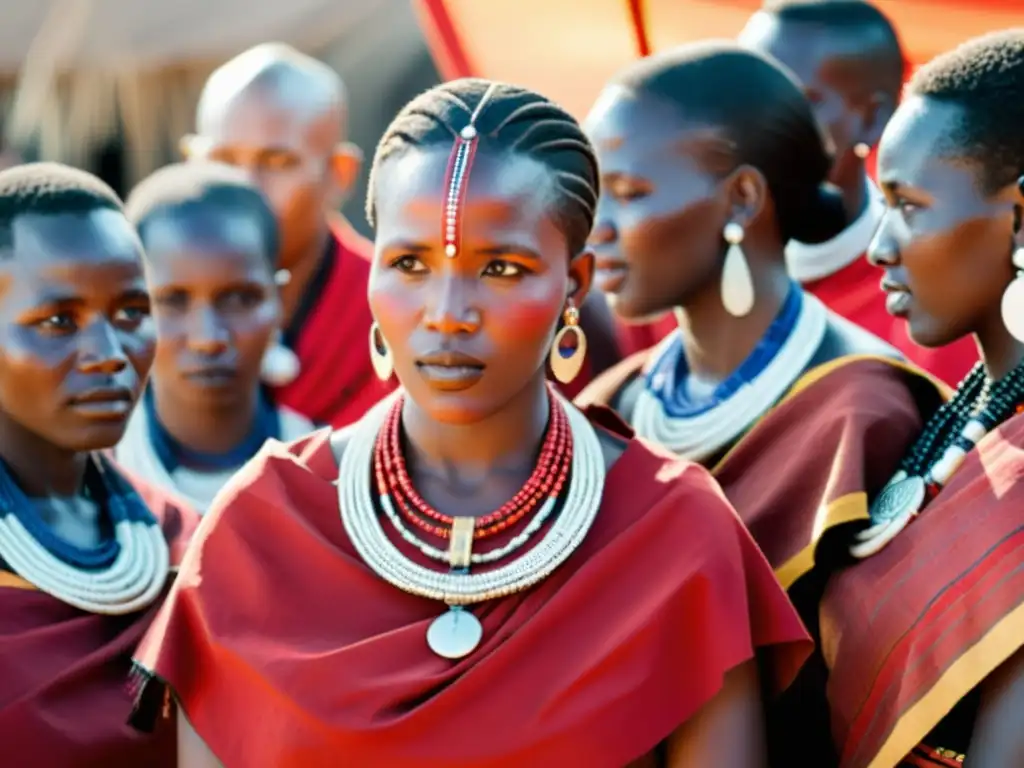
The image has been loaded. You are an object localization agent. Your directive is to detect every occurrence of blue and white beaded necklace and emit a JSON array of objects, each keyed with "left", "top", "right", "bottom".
[
  {"left": 0, "top": 455, "right": 169, "bottom": 614},
  {"left": 632, "top": 284, "right": 828, "bottom": 460},
  {"left": 144, "top": 386, "right": 282, "bottom": 473}
]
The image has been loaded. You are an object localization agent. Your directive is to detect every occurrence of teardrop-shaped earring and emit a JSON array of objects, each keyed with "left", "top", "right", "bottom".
[
  {"left": 721, "top": 222, "right": 755, "bottom": 317},
  {"left": 549, "top": 299, "right": 588, "bottom": 384},
  {"left": 1001, "top": 247, "right": 1024, "bottom": 343},
  {"left": 369, "top": 322, "right": 394, "bottom": 381},
  {"left": 260, "top": 333, "right": 301, "bottom": 386}
]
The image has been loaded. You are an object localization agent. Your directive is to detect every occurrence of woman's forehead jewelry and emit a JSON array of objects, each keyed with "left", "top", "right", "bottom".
[{"left": 441, "top": 84, "right": 498, "bottom": 259}]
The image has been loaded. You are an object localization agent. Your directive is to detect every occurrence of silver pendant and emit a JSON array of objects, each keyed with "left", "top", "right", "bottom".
[
  {"left": 851, "top": 474, "right": 925, "bottom": 559},
  {"left": 426, "top": 606, "right": 483, "bottom": 659},
  {"left": 869, "top": 474, "right": 925, "bottom": 524}
]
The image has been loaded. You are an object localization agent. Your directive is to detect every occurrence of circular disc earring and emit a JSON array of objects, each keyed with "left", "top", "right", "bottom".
[
  {"left": 369, "top": 322, "right": 394, "bottom": 381},
  {"left": 853, "top": 142, "right": 872, "bottom": 159},
  {"left": 720, "top": 222, "right": 755, "bottom": 317},
  {"left": 549, "top": 300, "right": 588, "bottom": 383},
  {"left": 1001, "top": 248, "right": 1024, "bottom": 343}
]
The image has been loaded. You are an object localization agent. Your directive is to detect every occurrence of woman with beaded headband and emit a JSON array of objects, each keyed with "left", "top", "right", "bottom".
[
  {"left": 0, "top": 163, "right": 198, "bottom": 766},
  {"left": 133, "top": 78, "right": 812, "bottom": 767},
  {"left": 773, "top": 30, "right": 1024, "bottom": 768},
  {"left": 577, "top": 43, "right": 944, "bottom": 607}
]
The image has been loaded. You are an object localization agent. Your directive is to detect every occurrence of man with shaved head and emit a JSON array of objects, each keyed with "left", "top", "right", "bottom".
[
  {"left": 739, "top": 0, "right": 978, "bottom": 384},
  {"left": 183, "top": 43, "right": 394, "bottom": 427}
]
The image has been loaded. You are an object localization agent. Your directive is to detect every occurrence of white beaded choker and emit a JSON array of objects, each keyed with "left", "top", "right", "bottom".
[
  {"left": 632, "top": 292, "right": 829, "bottom": 461},
  {"left": 0, "top": 509, "right": 170, "bottom": 615}
]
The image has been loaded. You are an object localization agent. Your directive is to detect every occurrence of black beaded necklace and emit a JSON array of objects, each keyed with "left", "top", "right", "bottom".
[
  {"left": 855, "top": 358, "right": 1024, "bottom": 556},
  {"left": 899, "top": 360, "right": 1024, "bottom": 493}
]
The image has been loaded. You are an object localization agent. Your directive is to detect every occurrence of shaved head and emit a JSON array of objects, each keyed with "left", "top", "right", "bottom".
[
  {"left": 740, "top": 0, "right": 904, "bottom": 197},
  {"left": 744, "top": 1, "right": 903, "bottom": 98},
  {"left": 197, "top": 43, "right": 348, "bottom": 145},
  {"left": 187, "top": 43, "right": 362, "bottom": 270}
]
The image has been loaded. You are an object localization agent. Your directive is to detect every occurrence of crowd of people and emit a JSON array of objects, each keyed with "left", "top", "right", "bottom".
[{"left": 0, "top": 0, "right": 1021, "bottom": 766}]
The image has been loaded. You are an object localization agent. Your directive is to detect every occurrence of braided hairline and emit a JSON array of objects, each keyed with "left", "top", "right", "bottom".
[{"left": 366, "top": 81, "right": 598, "bottom": 255}]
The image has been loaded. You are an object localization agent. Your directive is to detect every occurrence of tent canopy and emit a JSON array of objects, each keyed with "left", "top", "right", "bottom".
[{"left": 416, "top": 0, "right": 1024, "bottom": 120}]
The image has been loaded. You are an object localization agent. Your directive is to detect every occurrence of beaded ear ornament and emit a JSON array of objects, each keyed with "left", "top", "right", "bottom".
[{"left": 441, "top": 84, "right": 498, "bottom": 259}]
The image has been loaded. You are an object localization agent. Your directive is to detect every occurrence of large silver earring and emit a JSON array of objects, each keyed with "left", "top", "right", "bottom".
[
  {"left": 549, "top": 299, "right": 587, "bottom": 384},
  {"left": 1001, "top": 247, "right": 1024, "bottom": 343},
  {"left": 721, "top": 222, "right": 754, "bottom": 317},
  {"left": 369, "top": 322, "right": 393, "bottom": 381}
]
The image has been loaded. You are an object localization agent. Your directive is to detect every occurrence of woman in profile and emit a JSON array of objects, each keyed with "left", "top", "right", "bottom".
[
  {"left": 577, "top": 43, "right": 944, "bottom": 592},
  {"left": 133, "top": 78, "right": 811, "bottom": 767},
  {"left": 115, "top": 162, "right": 314, "bottom": 514},
  {"left": 803, "top": 31, "right": 1024, "bottom": 768}
]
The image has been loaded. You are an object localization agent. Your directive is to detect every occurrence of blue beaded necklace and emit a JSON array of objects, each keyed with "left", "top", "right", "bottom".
[
  {"left": 644, "top": 282, "right": 803, "bottom": 418},
  {"left": 145, "top": 386, "right": 281, "bottom": 473},
  {"left": 0, "top": 455, "right": 153, "bottom": 570}
]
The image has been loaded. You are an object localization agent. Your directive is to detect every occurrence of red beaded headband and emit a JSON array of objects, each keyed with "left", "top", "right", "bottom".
[{"left": 441, "top": 84, "right": 498, "bottom": 258}]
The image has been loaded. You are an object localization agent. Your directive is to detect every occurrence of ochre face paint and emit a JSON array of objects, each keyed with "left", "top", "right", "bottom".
[{"left": 442, "top": 125, "right": 480, "bottom": 258}]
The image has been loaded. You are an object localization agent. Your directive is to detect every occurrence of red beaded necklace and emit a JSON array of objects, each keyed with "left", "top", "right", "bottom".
[{"left": 373, "top": 394, "right": 573, "bottom": 541}]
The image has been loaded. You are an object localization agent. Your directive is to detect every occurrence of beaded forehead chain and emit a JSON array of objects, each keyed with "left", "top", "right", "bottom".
[{"left": 442, "top": 84, "right": 498, "bottom": 258}]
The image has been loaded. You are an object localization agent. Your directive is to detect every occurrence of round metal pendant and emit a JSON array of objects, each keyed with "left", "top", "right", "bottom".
[
  {"left": 426, "top": 607, "right": 483, "bottom": 660},
  {"left": 869, "top": 475, "right": 926, "bottom": 524}
]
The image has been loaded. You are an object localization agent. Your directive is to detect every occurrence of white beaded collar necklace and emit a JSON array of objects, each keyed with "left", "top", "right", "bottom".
[
  {"left": 631, "top": 291, "right": 828, "bottom": 462},
  {"left": 338, "top": 391, "right": 606, "bottom": 658},
  {"left": 785, "top": 181, "right": 884, "bottom": 283},
  {"left": 0, "top": 456, "right": 170, "bottom": 615}
]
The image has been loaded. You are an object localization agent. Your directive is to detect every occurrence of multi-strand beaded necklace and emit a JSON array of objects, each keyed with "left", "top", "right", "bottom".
[
  {"left": 0, "top": 455, "right": 170, "bottom": 613},
  {"left": 853, "top": 360, "right": 1024, "bottom": 558},
  {"left": 339, "top": 390, "right": 605, "bottom": 659},
  {"left": 374, "top": 394, "right": 572, "bottom": 565}
]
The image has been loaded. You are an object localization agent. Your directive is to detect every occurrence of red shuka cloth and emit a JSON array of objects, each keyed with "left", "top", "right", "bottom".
[
  {"left": 615, "top": 259, "right": 978, "bottom": 387},
  {"left": 821, "top": 414, "right": 1024, "bottom": 768},
  {"left": 136, "top": 412, "right": 811, "bottom": 767},
  {"left": 0, "top": 478, "right": 198, "bottom": 767},
  {"left": 576, "top": 354, "right": 945, "bottom": 589},
  {"left": 271, "top": 218, "right": 396, "bottom": 428}
]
